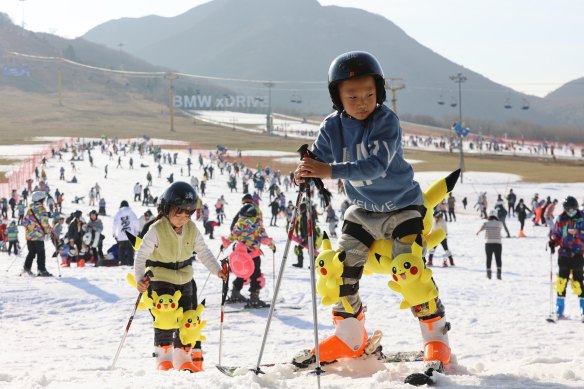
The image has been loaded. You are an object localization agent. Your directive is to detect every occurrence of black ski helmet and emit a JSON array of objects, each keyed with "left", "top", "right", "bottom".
[
  {"left": 160, "top": 181, "right": 198, "bottom": 216},
  {"left": 328, "top": 51, "right": 386, "bottom": 112},
  {"left": 562, "top": 196, "right": 578, "bottom": 211},
  {"left": 239, "top": 203, "right": 257, "bottom": 218}
]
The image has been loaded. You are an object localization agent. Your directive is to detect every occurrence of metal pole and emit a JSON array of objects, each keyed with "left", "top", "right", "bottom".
[
  {"left": 450, "top": 72, "right": 466, "bottom": 183},
  {"left": 111, "top": 292, "right": 143, "bottom": 369},
  {"left": 264, "top": 82, "right": 274, "bottom": 134},
  {"left": 253, "top": 189, "right": 304, "bottom": 374},
  {"left": 218, "top": 259, "right": 230, "bottom": 366},
  {"left": 305, "top": 184, "right": 323, "bottom": 388},
  {"left": 165, "top": 73, "right": 178, "bottom": 132}
]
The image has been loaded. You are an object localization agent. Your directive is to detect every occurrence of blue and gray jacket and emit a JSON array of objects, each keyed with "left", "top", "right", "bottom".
[{"left": 311, "top": 105, "right": 423, "bottom": 212}]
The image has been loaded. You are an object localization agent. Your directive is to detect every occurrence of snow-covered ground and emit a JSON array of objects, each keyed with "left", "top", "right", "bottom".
[{"left": 1, "top": 140, "right": 584, "bottom": 389}]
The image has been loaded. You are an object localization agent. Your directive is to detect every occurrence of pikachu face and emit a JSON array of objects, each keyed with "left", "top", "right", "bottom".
[
  {"left": 390, "top": 241, "right": 424, "bottom": 286},
  {"left": 152, "top": 290, "right": 182, "bottom": 312}
]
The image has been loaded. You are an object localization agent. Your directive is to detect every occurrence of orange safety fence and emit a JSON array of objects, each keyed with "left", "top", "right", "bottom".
[{"left": 0, "top": 138, "right": 72, "bottom": 199}]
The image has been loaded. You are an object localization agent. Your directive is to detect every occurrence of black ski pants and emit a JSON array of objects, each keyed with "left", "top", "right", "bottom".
[
  {"left": 485, "top": 243, "right": 502, "bottom": 270},
  {"left": 8, "top": 240, "right": 18, "bottom": 255},
  {"left": 24, "top": 240, "right": 47, "bottom": 272},
  {"left": 557, "top": 254, "right": 584, "bottom": 298},
  {"left": 151, "top": 280, "right": 201, "bottom": 349},
  {"left": 118, "top": 240, "right": 134, "bottom": 266}
]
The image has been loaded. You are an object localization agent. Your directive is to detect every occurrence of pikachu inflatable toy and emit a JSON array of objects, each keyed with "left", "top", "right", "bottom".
[
  {"left": 388, "top": 237, "right": 438, "bottom": 314},
  {"left": 362, "top": 169, "right": 460, "bottom": 275},
  {"left": 179, "top": 300, "right": 207, "bottom": 346},
  {"left": 126, "top": 273, "right": 154, "bottom": 310},
  {"left": 127, "top": 273, "right": 183, "bottom": 329},
  {"left": 315, "top": 232, "right": 354, "bottom": 314},
  {"left": 421, "top": 169, "right": 460, "bottom": 249},
  {"left": 149, "top": 290, "right": 183, "bottom": 330},
  {"left": 363, "top": 239, "right": 393, "bottom": 275}
]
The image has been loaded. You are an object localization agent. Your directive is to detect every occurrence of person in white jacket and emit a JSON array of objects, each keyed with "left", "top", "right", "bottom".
[{"left": 112, "top": 200, "right": 139, "bottom": 265}]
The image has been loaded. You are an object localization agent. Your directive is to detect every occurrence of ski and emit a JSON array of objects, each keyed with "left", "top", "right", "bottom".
[
  {"left": 546, "top": 314, "right": 584, "bottom": 323},
  {"left": 223, "top": 305, "right": 301, "bottom": 313},
  {"left": 216, "top": 349, "right": 423, "bottom": 377}
]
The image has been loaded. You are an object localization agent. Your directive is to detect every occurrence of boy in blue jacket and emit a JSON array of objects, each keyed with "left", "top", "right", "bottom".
[{"left": 294, "top": 52, "right": 450, "bottom": 373}]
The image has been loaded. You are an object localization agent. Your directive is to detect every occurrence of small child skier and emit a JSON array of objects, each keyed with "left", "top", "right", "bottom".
[
  {"left": 294, "top": 51, "right": 451, "bottom": 375},
  {"left": 223, "top": 203, "right": 276, "bottom": 308},
  {"left": 548, "top": 196, "right": 584, "bottom": 321},
  {"left": 135, "top": 182, "right": 228, "bottom": 372}
]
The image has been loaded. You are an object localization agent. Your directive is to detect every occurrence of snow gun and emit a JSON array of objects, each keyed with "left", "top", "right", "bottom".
[{"left": 315, "top": 231, "right": 354, "bottom": 314}]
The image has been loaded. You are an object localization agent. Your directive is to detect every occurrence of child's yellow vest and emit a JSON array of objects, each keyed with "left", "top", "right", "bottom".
[{"left": 147, "top": 218, "right": 197, "bottom": 285}]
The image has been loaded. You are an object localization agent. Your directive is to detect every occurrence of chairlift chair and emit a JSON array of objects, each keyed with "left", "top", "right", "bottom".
[
  {"left": 450, "top": 96, "right": 457, "bottom": 108},
  {"left": 437, "top": 93, "right": 445, "bottom": 105},
  {"left": 504, "top": 97, "right": 512, "bottom": 109},
  {"left": 521, "top": 99, "right": 530, "bottom": 110}
]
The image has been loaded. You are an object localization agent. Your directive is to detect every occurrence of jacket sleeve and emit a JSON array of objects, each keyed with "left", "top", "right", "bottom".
[{"left": 134, "top": 227, "right": 158, "bottom": 282}]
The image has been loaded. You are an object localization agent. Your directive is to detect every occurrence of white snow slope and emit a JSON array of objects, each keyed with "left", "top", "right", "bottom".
[{"left": 1, "top": 141, "right": 583, "bottom": 389}]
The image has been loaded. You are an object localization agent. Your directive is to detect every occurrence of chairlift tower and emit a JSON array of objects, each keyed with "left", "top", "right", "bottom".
[
  {"left": 165, "top": 73, "right": 179, "bottom": 132},
  {"left": 264, "top": 81, "right": 274, "bottom": 134},
  {"left": 384, "top": 78, "right": 405, "bottom": 114},
  {"left": 19, "top": 0, "right": 26, "bottom": 35},
  {"left": 449, "top": 72, "right": 467, "bottom": 183}
]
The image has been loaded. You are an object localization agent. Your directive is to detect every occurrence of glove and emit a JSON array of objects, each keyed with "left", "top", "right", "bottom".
[
  {"left": 548, "top": 241, "right": 555, "bottom": 254},
  {"left": 272, "top": 246, "right": 277, "bottom": 253}
]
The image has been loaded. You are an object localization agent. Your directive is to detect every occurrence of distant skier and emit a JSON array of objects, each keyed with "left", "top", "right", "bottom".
[
  {"left": 223, "top": 203, "right": 275, "bottom": 308},
  {"left": 548, "top": 196, "right": 584, "bottom": 321}
]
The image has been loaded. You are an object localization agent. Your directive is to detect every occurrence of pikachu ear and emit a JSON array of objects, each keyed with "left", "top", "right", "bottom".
[
  {"left": 337, "top": 251, "right": 346, "bottom": 262},
  {"left": 201, "top": 299, "right": 206, "bottom": 307},
  {"left": 151, "top": 291, "right": 159, "bottom": 301}
]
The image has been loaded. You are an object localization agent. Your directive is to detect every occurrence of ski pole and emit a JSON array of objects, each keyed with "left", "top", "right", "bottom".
[
  {"left": 218, "top": 259, "right": 230, "bottom": 366},
  {"left": 549, "top": 247, "right": 555, "bottom": 317},
  {"left": 6, "top": 254, "right": 19, "bottom": 272},
  {"left": 197, "top": 246, "right": 223, "bottom": 301},
  {"left": 305, "top": 183, "right": 323, "bottom": 388},
  {"left": 253, "top": 187, "right": 304, "bottom": 374},
  {"left": 272, "top": 250, "right": 276, "bottom": 293},
  {"left": 111, "top": 271, "right": 151, "bottom": 370}
]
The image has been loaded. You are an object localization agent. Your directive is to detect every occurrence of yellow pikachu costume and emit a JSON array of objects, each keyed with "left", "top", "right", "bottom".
[
  {"left": 315, "top": 232, "right": 354, "bottom": 313},
  {"left": 179, "top": 301, "right": 207, "bottom": 346},
  {"left": 387, "top": 237, "right": 438, "bottom": 313},
  {"left": 149, "top": 290, "right": 183, "bottom": 330}
]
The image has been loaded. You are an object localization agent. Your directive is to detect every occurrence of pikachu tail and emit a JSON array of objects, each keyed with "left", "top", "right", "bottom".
[{"left": 424, "top": 169, "right": 461, "bottom": 209}]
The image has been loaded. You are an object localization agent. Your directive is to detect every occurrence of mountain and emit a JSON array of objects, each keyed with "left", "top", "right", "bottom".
[{"left": 83, "top": 0, "right": 582, "bottom": 131}]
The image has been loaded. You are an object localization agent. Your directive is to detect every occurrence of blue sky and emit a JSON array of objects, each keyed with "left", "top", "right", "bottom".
[{"left": 1, "top": 0, "right": 582, "bottom": 97}]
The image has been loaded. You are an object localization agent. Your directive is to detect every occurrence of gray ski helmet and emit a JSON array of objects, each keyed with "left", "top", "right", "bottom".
[
  {"left": 161, "top": 181, "right": 198, "bottom": 216},
  {"left": 239, "top": 203, "right": 257, "bottom": 218},
  {"left": 328, "top": 51, "right": 386, "bottom": 112},
  {"left": 562, "top": 196, "right": 578, "bottom": 211}
]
